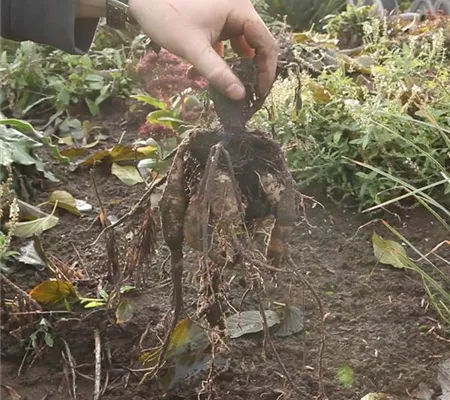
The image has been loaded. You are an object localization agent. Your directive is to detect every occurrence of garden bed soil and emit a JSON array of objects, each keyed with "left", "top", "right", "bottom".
[{"left": 1, "top": 101, "right": 449, "bottom": 400}]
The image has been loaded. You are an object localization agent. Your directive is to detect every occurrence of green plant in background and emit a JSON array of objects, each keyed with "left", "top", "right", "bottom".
[
  {"left": 356, "top": 117, "right": 450, "bottom": 325},
  {"left": 323, "top": 5, "right": 380, "bottom": 48},
  {"left": 0, "top": 26, "right": 147, "bottom": 118},
  {"left": 0, "top": 179, "right": 20, "bottom": 273},
  {"left": 252, "top": 24, "right": 450, "bottom": 210},
  {"left": 0, "top": 114, "right": 68, "bottom": 200},
  {"left": 262, "top": 0, "right": 347, "bottom": 31}
]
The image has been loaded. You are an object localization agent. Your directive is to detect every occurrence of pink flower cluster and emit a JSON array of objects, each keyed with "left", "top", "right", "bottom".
[
  {"left": 138, "top": 122, "right": 177, "bottom": 141},
  {"left": 136, "top": 49, "right": 208, "bottom": 99}
]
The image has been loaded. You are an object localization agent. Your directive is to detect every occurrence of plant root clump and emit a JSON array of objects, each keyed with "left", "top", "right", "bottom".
[{"left": 156, "top": 57, "right": 299, "bottom": 369}]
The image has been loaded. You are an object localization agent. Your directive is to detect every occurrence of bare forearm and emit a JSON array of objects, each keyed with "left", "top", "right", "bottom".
[{"left": 76, "top": 0, "right": 106, "bottom": 18}]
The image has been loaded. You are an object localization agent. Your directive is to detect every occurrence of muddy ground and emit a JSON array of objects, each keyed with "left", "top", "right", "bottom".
[{"left": 1, "top": 99, "right": 449, "bottom": 400}]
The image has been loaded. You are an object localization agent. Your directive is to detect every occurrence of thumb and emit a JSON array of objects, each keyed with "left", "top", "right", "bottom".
[{"left": 183, "top": 38, "right": 246, "bottom": 101}]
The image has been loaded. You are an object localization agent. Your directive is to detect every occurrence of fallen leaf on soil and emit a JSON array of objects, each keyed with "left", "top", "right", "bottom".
[
  {"left": 415, "top": 382, "right": 434, "bottom": 400},
  {"left": 225, "top": 310, "right": 280, "bottom": 339},
  {"left": 16, "top": 199, "right": 49, "bottom": 220},
  {"left": 77, "top": 143, "right": 158, "bottom": 169},
  {"left": 29, "top": 280, "right": 78, "bottom": 308},
  {"left": 49, "top": 190, "right": 81, "bottom": 216},
  {"left": 18, "top": 241, "right": 46, "bottom": 269},
  {"left": 438, "top": 358, "right": 450, "bottom": 400},
  {"left": 7, "top": 209, "right": 59, "bottom": 238},
  {"left": 1, "top": 383, "right": 21, "bottom": 400},
  {"left": 116, "top": 299, "right": 134, "bottom": 324},
  {"left": 274, "top": 305, "right": 304, "bottom": 337},
  {"left": 140, "top": 318, "right": 209, "bottom": 368},
  {"left": 60, "top": 147, "right": 90, "bottom": 159},
  {"left": 372, "top": 232, "right": 409, "bottom": 269},
  {"left": 140, "top": 318, "right": 217, "bottom": 392},
  {"left": 111, "top": 163, "right": 144, "bottom": 186},
  {"left": 360, "top": 394, "right": 390, "bottom": 400},
  {"left": 337, "top": 365, "right": 354, "bottom": 388}
]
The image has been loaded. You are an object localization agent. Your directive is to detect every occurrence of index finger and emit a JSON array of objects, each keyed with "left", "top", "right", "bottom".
[{"left": 241, "top": 16, "right": 279, "bottom": 97}]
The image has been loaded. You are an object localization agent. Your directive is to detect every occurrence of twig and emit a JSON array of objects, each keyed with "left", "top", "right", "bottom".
[
  {"left": 287, "top": 256, "right": 327, "bottom": 400},
  {"left": 62, "top": 339, "right": 77, "bottom": 400},
  {"left": 255, "top": 285, "right": 308, "bottom": 397},
  {"left": 90, "top": 171, "right": 120, "bottom": 282},
  {"left": 0, "top": 274, "right": 42, "bottom": 311},
  {"left": 91, "top": 175, "right": 165, "bottom": 247},
  {"left": 94, "top": 329, "right": 102, "bottom": 400}
]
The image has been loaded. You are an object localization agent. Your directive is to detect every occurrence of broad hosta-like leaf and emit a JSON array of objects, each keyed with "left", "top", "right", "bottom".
[
  {"left": 275, "top": 305, "right": 304, "bottom": 337},
  {"left": 438, "top": 358, "right": 450, "bottom": 400},
  {"left": 116, "top": 299, "right": 134, "bottom": 324},
  {"left": 29, "top": 280, "right": 78, "bottom": 307},
  {"left": 139, "top": 317, "right": 216, "bottom": 392},
  {"left": 7, "top": 210, "right": 59, "bottom": 238},
  {"left": 49, "top": 190, "right": 81, "bottom": 216},
  {"left": 225, "top": 310, "right": 280, "bottom": 339},
  {"left": 111, "top": 163, "right": 144, "bottom": 186}
]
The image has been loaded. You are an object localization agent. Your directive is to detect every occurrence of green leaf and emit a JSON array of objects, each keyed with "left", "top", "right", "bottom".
[
  {"left": 147, "top": 110, "right": 182, "bottom": 128},
  {"left": 116, "top": 299, "right": 134, "bottom": 324},
  {"left": 337, "top": 365, "right": 354, "bottom": 388},
  {"left": 44, "top": 332, "right": 54, "bottom": 348},
  {"left": 131, "top": 94, "right": 166, "bottom": 110},
  {"left": 111, "top": 163, "right": 144, "bottom": 186},
  {"left": 0, "top": 117, "right": 69, "bottom": 165},
  {"left": 82, "top": 300, "right": 106, "bottom": 309},
  {"left": 49, "top": 190, "right": 82, "bottom": 216},
  {"left": 372, "top": 232, "right": 409, "bottom": 270},
  {"left": 225, "top": 310, "right": 280, "bottom": 339},
  {"left": 85, "top": 98, "right": 100, "bottom": 116}
]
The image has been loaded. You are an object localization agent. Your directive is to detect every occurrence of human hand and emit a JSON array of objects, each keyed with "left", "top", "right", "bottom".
[{"left": 128, "top": 0, "right": 279, "bottom": 101}]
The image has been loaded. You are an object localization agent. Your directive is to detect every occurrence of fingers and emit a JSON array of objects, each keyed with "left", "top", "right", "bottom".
[
  {"left": 230, "top": 36, "right": 255, "bottom": 59},
  {"left": 187, "top": 41, "right": 225, "bottom": 80},
  {"left": 183, "top": 38, "right": 246, "bottom": 100},
  {"left": 241, "top": 17, "right": 279, "bottom": 97}
]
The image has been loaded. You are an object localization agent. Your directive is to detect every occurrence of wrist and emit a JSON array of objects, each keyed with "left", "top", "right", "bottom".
[{"left": 76, "top": 0, "right": 106, "bottom": 18}]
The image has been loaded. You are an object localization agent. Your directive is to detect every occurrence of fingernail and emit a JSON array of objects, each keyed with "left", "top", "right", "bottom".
[{"left": 225, "top": 83, "right": 246, "bottom": 101}]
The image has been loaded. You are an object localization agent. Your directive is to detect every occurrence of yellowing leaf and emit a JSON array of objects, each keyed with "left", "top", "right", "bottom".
[
  {"left": 294, "top": 32, "right": 311, "bottom": 43},
  {"left": 59, "top": 147, "right": 90, "bottom": 159},
  {"left": 307, "top": 82, "right": 332, "bottom": 104},
  {"left": 116, "top": 299, "right": 133, "bottom": 324},
  {"left": 140, "top": 318, "right": 208, "bottom": 368},
  {"left": 372, "top": 232, "right": 409, "bottom": 269},
  {"left": 80, "top": 149, "right": 111, "bottom": 167},
  {"left": 8, "top": 212, "right": 59, "bottom": 238},
  {"left": 29, "top": 280, "right": 78, "bottom": 307},
  {"left": 136, "top": 145, "right": 158, "bottom": 158},
  {"left": 49, "top": 190, "right": 81, "bottom": 216},
  {"left": 110, "top": 144, "right": 140, "bottom": 162},
  {"left": 111, "top": 163, "right": 144, "bottom": 186}
]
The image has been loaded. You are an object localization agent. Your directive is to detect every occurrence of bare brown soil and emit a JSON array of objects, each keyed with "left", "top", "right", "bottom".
[{"left": 1, "top": 100, "right": 449, "bottom": 400}]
